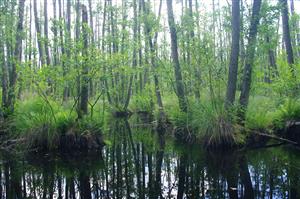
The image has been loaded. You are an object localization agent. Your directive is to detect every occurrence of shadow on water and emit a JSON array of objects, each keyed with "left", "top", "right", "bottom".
[{"left": 0, "top": 118, "right": 299, "bottom": 198}]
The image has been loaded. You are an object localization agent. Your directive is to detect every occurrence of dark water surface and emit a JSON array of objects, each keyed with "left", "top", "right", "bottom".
[{"left": 1, "top": 119, "right": 300, "bottom": 199}]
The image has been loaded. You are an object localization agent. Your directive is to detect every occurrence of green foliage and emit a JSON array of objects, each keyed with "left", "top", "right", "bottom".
[
  {"left": 271, "top": 58, "right": 300, "bottom": 96},
  {"left": 10, "top": 96, "right": 105, "bottom": 149},
  {"left": 245, "top": 96, "right": 300, "bottom": 131},
  {"left": 76, "top": 111, "right": 103, "bottom": 134},
  {"left": 130, "top": 86, "right": 154, "bottom": 112},
  {"left": 131, "top": 94, "right": 153, "bottom": 112},
  {"left": 12, "top": 97, "right": 76, "bottom": 148},
  {"left": 165, "top": 95, "right": 244, "bottom": 147},
  {"left": 1, "top": 0, "right": 300, "bottom": 151},
  {"left": 273, "top": 98, "right": 300, "bottom": 128},
  {"left": 245, "top": 96, "right": 277, "bottom": 130}
]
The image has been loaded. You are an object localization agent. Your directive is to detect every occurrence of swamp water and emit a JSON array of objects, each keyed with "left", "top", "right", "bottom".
[{"left": 0, "top": 119, "right": 299, "bottom": 199}]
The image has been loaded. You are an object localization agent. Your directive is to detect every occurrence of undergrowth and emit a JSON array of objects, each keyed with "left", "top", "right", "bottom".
[
  {"left": 164, "top": 93, "right": 300, "bottom": 147},
  {"left": 10, "top": 97, "right": 104, "bottom": 149},
  {"left": 246, "top": 96, "right": 300, "bottom": 131},
  {"left": 164, "top": 95, "right": 245, "bottom": 148},
  {"left": 130, "top": 86, "right": 154, "bottom": 113}
]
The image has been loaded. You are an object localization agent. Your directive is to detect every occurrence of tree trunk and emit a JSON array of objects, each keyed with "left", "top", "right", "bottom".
[
  {"left": 80, "top": 5, "right": 89, "bottom": 116},
  {"left": 225, "top": 0, "right": 240, "bottom": 108},
  {"left": 33, "top": 0, "right": 44, "bottom": 67},
  {"left": 62, "top": 0, "right": 71, "bottom": 101},
  {"left": 240, "top": 0, "right": 246, "bottom": 71},
  {"left": 239, "top": 0, "right": 262, "bottom": 121},
  {"left": 52, "top": 0, "right": 58, "bottom": 67},
  {"left": 28, "top": 0, "right": 32, "bottom": 71},
  {"left": 280, "top": 0, "right": 295, "bottom": 73},
  {"left": 88, "top": 0, "right": 95, "bottom": 44},
  {"left": 88, "top": 0, "right": 94, "bottom": 97},
  {"left": 266, "top": 36, "right": 278, "bottom": 80},
  {"left": 44, "top": 0, "right": 51, "bottom": 66},
  {"left": 75, "top": 0, "right": 81, "bottom": 116},
  {"left": 166, "top": 0, "right": 188, "bottom": 113},
  {"left": 101, "top": 0, "right": 112, "bottom": 105},
  {"left": 124, "top": 0, "right": 138, "bottom": 110},
  {"left": 1, "top": 38, "right": 8, "bottom": 108},
  {"left": 188, "top": 0, "right": 201, "bottom": 101},
  {"left": 141, "top": 0, "right": 164, "bottom": 112},
  {"left": 290, "top": 0, "right": 300, "bottom": 58},
  {"left": 7, "top": 0, "right": 25, "bottom": 113}
]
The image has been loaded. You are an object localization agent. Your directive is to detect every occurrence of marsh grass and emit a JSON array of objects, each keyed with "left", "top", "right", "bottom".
[
  {"left": 5, "top": 88, "right": 300, "bottom": 151},
  {"left": 164, "top": 95, "right": 245, "bottom": 148},
  {"left": 130, "top": 90, "right": 154, "bottom": 113},
  {"left": 10, "top": 97, "right": 104, "bottom": 150}
]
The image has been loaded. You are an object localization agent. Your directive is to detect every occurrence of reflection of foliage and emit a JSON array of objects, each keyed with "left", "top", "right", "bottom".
[
  {"left": 247, "top": 147, "right": 300, "bottom": 197},
  {"left": 0, "top": 131, "right": 300, "bottom": 198}
]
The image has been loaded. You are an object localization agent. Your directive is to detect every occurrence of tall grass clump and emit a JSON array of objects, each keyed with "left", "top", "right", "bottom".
[
  {"left": 130, "top": 93, "right": 153, "bottom": 113},
  {"left": 192, "top": 100, "right": 244, "bottom": 148},
  {"left": 11, "top": 97, "right": 76, "bottom": 149},
  {"left": 165, "top": 96, "right": 244, "bottom": 148}
]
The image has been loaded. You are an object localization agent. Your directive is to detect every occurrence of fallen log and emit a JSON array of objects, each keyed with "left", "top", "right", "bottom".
[{"left": 253, "top": 131, "right": 298, "bottom": 145}]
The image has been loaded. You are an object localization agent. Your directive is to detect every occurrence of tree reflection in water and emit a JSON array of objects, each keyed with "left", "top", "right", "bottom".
[{"left": 0, "top": 119, "right": 299, "bottom": 198}]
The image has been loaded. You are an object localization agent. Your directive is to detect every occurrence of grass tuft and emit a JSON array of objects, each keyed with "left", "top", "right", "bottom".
[
  {"left": 165, "top": 96, "right": 245, "bottom": 148},
  {"left": 10, "top": 97, "right": 104, "bottom": 150}
]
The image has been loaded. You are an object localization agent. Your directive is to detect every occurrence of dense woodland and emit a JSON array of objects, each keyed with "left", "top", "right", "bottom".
[{"left": 0, "top": 0, "right": 300, "bottom": 149}]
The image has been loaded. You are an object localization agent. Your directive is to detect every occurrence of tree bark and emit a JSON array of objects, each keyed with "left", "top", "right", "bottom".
[
  {"left": 75, "top": 0, "right": 81, "bottom": 116},
  {"left": 88, "top": 0, "right": 94, "bottom": 97},
  {"left": 80, "top": 5, "right": 89, "bottom": 116},
  {"left": 239, "top": 0, "right": 262, "bottom": 120},
  {"left": 88, "top": 0, "right": 95, "bottom": 44},
  {"left": 166, "top": 0, "right": 188, "bottom": 113},
  {"left": 280, "top": 0, "right": 295, "bottom": 73},
  {"left": 124, "top": 0, "right": 138, "bottom": 110},
  {"left": 1, "top": 37, "right": 8, "bottom": 108},
  {"left": 101, "top": 0, "right": 112, "bottom": 105},
  {"left": 62, "top": 0, "right": 71, "bottom": 101},
  {"left": 266, "top": 36, "right": 278, "bottom": 80},
  {"left": 44, "top": 0, "right": 51, "bottom": 66},
  {"left": 33, "top": 0, "right": 44, "bottom": 67},
  {"left": 188, "top": 0, "right": 201, "bottom": 101},
  {"left": 141, "top": 0, "right": 164, "bottom": 112},
  {"left": 225, "top": 0, "right": 240, "bottom": 108},
  {"left": 7, "top": 0, "right": 25, "bottom": 112},
  {"left": 290, "top": 0, "right": 300, "bottom": 58},
  {"left": 52, "top": 0, "right": 58, "bottom": 67}
]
